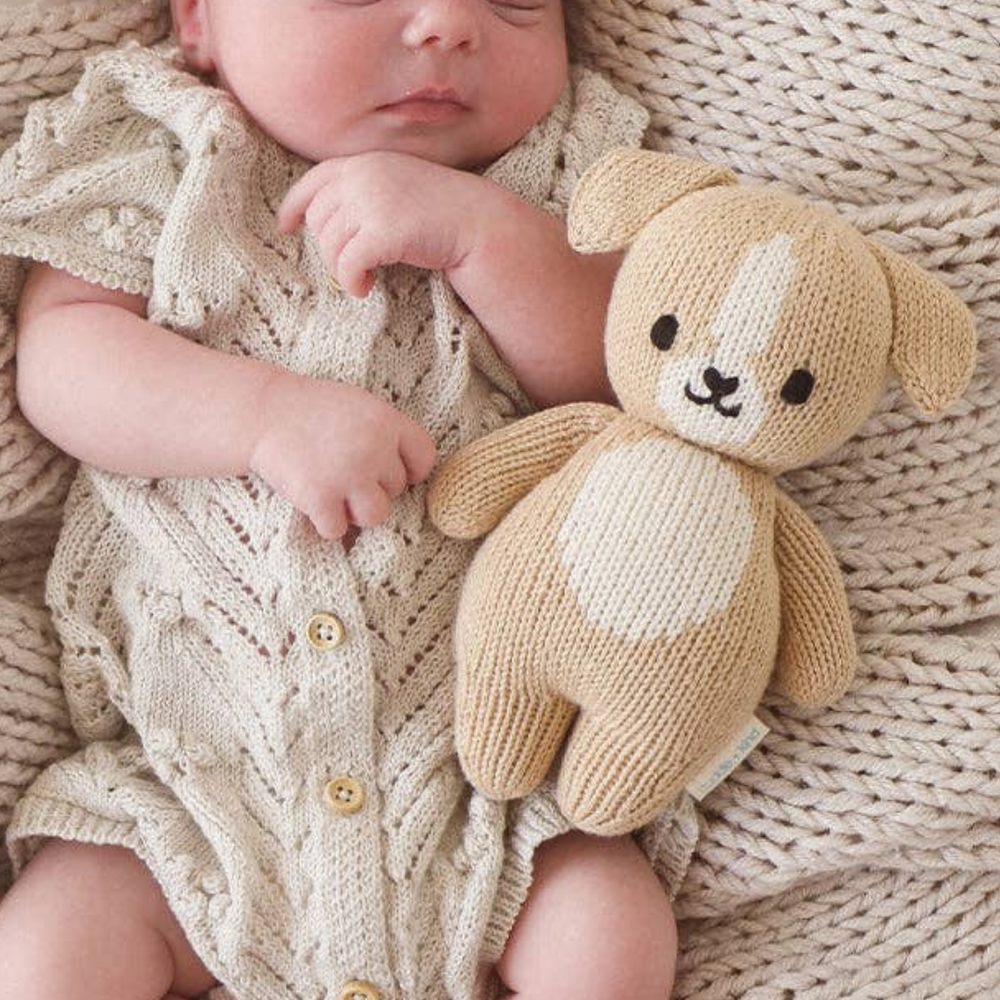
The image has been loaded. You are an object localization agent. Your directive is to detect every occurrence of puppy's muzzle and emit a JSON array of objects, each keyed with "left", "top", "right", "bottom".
[{"left": 685, "top": 366, "right": 742, "bottom": 418}]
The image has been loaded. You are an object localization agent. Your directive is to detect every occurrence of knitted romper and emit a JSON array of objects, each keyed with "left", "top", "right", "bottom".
[{"left": 0, "top": 43, "right": 648, "bottom": 1000}]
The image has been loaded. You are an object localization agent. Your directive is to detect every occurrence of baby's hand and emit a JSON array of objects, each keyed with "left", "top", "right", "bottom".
[
  {"left": 276, "top": 151, "right": 497, "bottom": 297},
  {"left": 250, "top": 371, "right": 436, "bottom": 540}
]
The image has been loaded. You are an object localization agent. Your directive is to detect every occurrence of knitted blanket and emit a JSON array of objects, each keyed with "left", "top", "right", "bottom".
[{"left": 1, "top": 1, "right": 998, "bottom": 997}]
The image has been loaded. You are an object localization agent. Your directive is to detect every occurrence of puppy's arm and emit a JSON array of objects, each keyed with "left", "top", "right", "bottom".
[
  {"left": 427, "top": 402, "right": 618, "bottom": 540},
  {"left": 770, "top": 489, "right": 857, "bottom": 707}
]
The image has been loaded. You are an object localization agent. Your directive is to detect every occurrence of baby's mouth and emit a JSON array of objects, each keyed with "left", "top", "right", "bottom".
[{"left": 379, "top": 87, "right": 469, "bottom": 122}]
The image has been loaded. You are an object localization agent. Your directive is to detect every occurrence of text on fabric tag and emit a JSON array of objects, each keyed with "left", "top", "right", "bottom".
[{"left": 685, "top": 716, "right": 769, "bottom": 801}]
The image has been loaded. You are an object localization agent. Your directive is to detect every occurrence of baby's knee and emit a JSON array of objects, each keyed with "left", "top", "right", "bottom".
[
  {"left": 569, "top": 835, "right": 677, "bottom": 998},
  {"left": 0, "top": 839, "right": 190, "bottom": 1000},
  {"left": 0, "top": 843, "right": 84, "bottom": 996},
  {"left": 1, "top": 839, "right": 153, "bottom": 932},
  {"left": 500, "top": 832, "right": 677, "bottom": 1000}
]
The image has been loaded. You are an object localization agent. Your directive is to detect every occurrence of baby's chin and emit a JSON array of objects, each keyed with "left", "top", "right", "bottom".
[{"left": 284, "top": 127, "right": 519, "bottom": 171}]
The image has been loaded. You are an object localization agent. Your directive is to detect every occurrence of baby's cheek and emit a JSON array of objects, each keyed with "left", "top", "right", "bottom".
[{"left": 216, "top": 35, "right": 366, "bottom": 162}]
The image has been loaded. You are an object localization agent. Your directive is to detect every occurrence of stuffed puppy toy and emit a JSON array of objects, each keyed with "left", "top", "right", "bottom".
[{"left": 427, "top": 149, "right": 977, "bottom": 836}]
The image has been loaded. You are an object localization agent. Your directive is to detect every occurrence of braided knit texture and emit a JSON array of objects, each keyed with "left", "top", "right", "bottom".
[
  {"left": 0, "top": 0, "right": 168, "bottom": 148},
  {"left": 0, "top": 1, "right": 998, "bottom": 997},
  {"left": 566, "top": 1, "right": 1000, "bottom": 996}
]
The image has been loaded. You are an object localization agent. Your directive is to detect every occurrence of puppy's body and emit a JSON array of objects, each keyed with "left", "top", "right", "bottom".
[
  {"left": 454, "top": 414, "right": 780, "bottom": 832},
  {"left": 430, "top": 150, "right": 976, "bottom": 834}
]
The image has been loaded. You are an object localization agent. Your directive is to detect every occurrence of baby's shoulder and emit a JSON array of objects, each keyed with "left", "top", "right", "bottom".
[
  {"left": 27, "top": 42, "right": 260, "bottom": 167},
  {"left": 0, "top": 43, "right": 279, "bottom": 301}
]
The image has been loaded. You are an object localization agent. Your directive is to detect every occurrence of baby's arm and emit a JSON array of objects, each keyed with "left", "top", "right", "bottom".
[
  {"left": 16, "top": 264, "right": 436, "bottom": 539},
  {"left": 278, "top": 153, "right": 617, "bottom": 408},
  {"left": 447, "top": 188, "right": 616, "bottom": 408}
]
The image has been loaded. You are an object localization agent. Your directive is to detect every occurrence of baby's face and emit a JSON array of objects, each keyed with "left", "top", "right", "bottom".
[{"left": 173, "top": 0, "right": 568, "bottom": 167}]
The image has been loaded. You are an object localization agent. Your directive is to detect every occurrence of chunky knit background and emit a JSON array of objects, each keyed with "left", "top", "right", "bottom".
[{"left": 0, "top": 0, "right": 998, "bottom": 997}]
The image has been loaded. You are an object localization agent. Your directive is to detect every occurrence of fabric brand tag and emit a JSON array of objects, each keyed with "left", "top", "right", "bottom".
[{"left": 684, "top": 716, "right": 770, "bottom": 801}]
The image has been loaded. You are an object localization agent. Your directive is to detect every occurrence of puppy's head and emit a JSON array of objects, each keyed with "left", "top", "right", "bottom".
[{"left": 570, "top": 150, "right": 977, "bottom": 473}]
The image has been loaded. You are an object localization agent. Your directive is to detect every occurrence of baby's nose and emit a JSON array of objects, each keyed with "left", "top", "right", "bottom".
[{"left": 402, "top": 0, "right": 481, "bottom": 52}]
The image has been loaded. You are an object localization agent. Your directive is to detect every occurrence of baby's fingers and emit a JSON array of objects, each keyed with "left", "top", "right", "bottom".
[
  {"left": 310, "top": 499, "right": 350, "bottom": 541},
  {"left": 300, "top": 184, "right": 345, "bottom": 244},
  {"left": 380, "top": 457, "right": 409, "bottom": 499},
  {"left": 347, "top": 486, "right": 392, "bottom": 529},
  {"left": 277, "top": 160, "right": 344, "bottom": 234},
  {"left": 336, "top": 231, "right": 378, "bottom": 298},
  {"left": 399, "top": 423, "right": 437, "bottom": 485}
]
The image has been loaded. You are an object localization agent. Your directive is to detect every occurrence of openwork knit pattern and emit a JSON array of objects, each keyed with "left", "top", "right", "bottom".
[
  {"left": 0, "top": 0, "right": 168, "bottom": 147},
  {"left": 0, "top": 1, "right": 998, "bottom": 997}
]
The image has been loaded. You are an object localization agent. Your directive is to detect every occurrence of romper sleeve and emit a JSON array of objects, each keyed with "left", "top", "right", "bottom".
[{"left": 0, "top": 45, "right": 184, "bottom": 298}]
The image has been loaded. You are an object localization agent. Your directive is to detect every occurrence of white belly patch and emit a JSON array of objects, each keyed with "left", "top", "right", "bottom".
[{"left": 557, "top": 438, "right": 756, "bottom": 642}]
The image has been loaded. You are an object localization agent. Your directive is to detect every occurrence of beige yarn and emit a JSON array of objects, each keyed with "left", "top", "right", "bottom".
[
  {"left": 0, "top": 0, "right": 168, "bottom": 148},
  {"left": 428, "top": 151, "right": 978, "bottom": 836},
  {"left": 564, "top": 0, "right": 1000, "bottom": 996},
  {"left": 0, "top": 0, "right": 999, "bottom": 998}
]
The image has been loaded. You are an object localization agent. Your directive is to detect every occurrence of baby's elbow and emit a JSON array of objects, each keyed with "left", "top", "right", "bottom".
[
  {"left": 13, "top": 263, "right": 143, "bottom": 437},
  {"left": 14, "top": 314, "right": 55, "bottom": 438},
  {"left": 14, "top": 286, "right": 73, "bottom": 439}
]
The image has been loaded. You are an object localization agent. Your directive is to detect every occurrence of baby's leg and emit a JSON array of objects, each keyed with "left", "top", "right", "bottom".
[
  {"left": 498, "top": 831, "right": 677, "bottom": 1000},
  {"left": 0, "top": 838, "right": 216, "bottom": 1000}
]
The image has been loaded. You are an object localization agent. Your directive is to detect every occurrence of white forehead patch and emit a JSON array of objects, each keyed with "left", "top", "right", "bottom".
[
  {"left": 713, "top": 234, "right": 797, "bottom": 372},
  {"left": 656, "top": 233, "right": 799, "bottom": 451}
]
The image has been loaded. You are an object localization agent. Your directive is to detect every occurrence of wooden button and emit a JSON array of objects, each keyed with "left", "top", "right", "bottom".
[
  {"left": 307, "top": 612, "right": 345, "bottom": 650},
  {"left": 340, "top": 981, "right": 380, "bottom": 1000},
  {"left": 324, "top": 776, "right": 365, "bottom": 816}
]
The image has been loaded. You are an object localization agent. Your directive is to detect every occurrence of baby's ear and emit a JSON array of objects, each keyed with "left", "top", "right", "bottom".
[
  {"left": 867, "top": 240, "right": 977, "bottom": 415},
  {"left": 170, "top": 0, "right": 217, "bottom": 74},
  {"left": 567, "top": 149, "right": 735, "bottom": 254}
]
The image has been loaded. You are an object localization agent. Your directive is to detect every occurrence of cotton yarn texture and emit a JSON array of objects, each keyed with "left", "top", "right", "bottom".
[
  {"left": 0, "top": 0, "right": 998, "bottom": 998},
  {"left": 0, "top": 32, "right": 650, "bottom": 1000}
]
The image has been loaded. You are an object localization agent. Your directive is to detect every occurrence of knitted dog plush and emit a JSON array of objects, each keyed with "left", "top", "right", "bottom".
[{"left": 427, "top": 149, "right": 977, "bottom": 836}]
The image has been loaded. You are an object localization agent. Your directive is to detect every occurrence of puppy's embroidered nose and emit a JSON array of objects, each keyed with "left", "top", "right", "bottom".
[{"left": 703, "top": 367, "right": 739, "bottom": 398}]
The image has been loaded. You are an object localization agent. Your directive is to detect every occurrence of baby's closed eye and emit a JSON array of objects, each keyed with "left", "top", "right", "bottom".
[{"left": 489, "top": 0, "right": 548, "bottom": 24}]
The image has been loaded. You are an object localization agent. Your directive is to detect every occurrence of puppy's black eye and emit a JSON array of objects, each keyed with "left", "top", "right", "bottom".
[
  {"left": 781, "top": 368, "right": 815, "bottom": 405},
  {"left": 650, "top": 314, "right": 678, "bottom": 351}
]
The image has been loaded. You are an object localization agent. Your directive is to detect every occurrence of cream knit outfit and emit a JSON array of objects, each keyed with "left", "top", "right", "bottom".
[{"left": 0, "top": 41, "right": 649, "bottom": 1000}]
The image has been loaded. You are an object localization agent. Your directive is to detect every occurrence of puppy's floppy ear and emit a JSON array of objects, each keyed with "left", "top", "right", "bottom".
[
  {"left": 866, "top": 240, "right": 977, "bottom": 415},
  {"left": 567, "top": 149, "right": 736, "bottom": 254}
]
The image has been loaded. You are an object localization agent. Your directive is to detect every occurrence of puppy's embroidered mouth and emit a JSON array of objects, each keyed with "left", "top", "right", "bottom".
[{"left": 684, "top": 383, "right": 742, "bottom": 418}]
